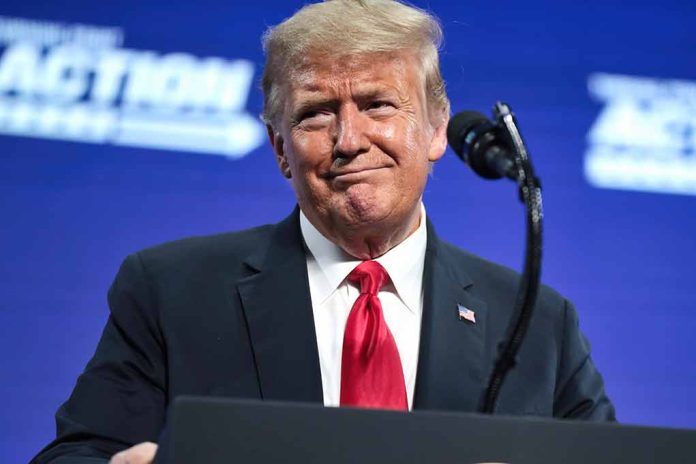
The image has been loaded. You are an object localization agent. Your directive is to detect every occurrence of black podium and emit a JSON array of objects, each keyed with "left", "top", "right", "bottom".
[{"left": 162, "top": 396, "right": 696, "bottom": 463}]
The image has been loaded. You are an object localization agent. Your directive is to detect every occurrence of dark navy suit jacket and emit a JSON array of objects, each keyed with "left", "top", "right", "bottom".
[{"left": 33, "top": 209, "right": 615, "bottom": 463}]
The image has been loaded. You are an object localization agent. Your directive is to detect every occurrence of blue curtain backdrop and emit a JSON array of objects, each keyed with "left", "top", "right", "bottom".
[{"left": 1, "top": 0, "right": 694, "bottom": 462}]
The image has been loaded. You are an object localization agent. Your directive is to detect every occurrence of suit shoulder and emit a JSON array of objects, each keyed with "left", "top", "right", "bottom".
[
  {"left": 130, "top": 223, "right": 275, "bottom": 277},
  {"left": 440, "top": 239, "right": 518, "bottom": 281},
  {"left": 438, "top": 239, "right": 566, "bottom": 311}
]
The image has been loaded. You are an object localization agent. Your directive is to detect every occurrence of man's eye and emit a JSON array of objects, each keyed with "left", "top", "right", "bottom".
[
  {"left": 366, "top": 101, "right": 394, "bottom": 111},
  {"left": 299, "top": 109, "right": 330, "bottom": 121},
  {"left": 294, "top": 109, "right": 333, "bottom": 129},
  {"left": 300, "top": 110, "right": 319, "bottom": 120}
]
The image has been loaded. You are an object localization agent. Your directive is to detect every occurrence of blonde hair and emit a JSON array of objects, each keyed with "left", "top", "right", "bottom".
[{"left": 261, "top": 0, "right": 450, "bottom": 128}]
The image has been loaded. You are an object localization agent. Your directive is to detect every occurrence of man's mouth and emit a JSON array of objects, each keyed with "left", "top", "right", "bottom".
[{"left": 326, "top": 166, "right": 388, "bottom": 179}]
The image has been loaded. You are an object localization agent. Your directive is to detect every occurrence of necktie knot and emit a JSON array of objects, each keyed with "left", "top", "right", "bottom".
[{"left": 347, "top": 261, "right": 389, "bottom": 296}]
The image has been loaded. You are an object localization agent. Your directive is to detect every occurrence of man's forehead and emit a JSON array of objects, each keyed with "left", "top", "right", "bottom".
[{"left": 286, "top": 51, "right": 419, "bottom": 96}]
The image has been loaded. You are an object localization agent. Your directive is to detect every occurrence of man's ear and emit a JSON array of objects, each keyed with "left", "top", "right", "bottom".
[
  {"left": 267, "top": 125, "right": 292, "bottom": 179},
  {"left": 427, "top": 110, "right": 449, "bottom": 163}
]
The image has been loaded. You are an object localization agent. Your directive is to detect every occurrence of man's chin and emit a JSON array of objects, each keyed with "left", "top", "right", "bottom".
[{"left": 339, "top": 202, "right": 393, "bottom": 230}]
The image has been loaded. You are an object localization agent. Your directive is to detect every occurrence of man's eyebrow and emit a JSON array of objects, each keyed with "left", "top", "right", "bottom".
[
  {"left": 289, "top": 84, "right": 402, "bottom": 115},
  {"left": 291, "top": 95, "right": 339, "bottom": 114},
  {"left": 352, "top": 86, "right": 399, "bottom": 100},
  {"left": 293, "top": 88, "right": 399, "bottom": 107}
]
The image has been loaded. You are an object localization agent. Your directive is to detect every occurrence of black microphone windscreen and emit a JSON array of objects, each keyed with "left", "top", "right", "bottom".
[{"left": 446, "top": 111, "right": 489, "bottom": 155}]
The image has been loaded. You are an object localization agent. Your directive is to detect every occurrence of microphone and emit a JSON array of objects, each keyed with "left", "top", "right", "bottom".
[
  {"left": 447, "top": 102, "right": 543, "bottom": 414},
  {"left": 446, "top": 110, "right": 517, "bottom": 180}
]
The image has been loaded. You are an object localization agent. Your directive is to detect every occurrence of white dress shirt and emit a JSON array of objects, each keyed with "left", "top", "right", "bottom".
[{"left": 300, "top": 206, "right": 427, "bottom": 410}]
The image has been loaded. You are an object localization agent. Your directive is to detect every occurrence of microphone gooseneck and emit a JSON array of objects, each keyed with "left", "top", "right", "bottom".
[{"left": 447, "top": 102, "right": 544, "bottom": 415}]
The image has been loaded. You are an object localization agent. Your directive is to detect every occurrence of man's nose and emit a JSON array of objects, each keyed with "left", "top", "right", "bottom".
[{"left": 333, "top": 105, "right": 371, "bottom": 158}]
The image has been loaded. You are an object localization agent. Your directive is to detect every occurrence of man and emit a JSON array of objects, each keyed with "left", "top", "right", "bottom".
[{"left": 32, "top": 1, "right": 615, "bottom": 463}]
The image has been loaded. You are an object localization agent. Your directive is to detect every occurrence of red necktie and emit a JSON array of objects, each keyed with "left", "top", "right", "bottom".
[{"left": 340, "top": 261, "right": 407, "bottom": 411}]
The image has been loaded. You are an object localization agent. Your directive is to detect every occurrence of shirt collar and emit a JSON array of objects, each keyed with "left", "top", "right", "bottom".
[{"left": 300, "top": 205, "right": 428, "bottom": 313}]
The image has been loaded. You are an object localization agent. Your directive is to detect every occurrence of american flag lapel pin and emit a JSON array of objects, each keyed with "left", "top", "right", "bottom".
[{"left": 457, "top": 304, "right": 476, "bottom": 324}]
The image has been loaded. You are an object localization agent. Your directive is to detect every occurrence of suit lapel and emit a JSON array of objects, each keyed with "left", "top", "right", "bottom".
[
  {"left": 413, "top": 220, "right": 488, "bottom": 412},
  {"left": 237, "top": 209, "right": 323, "bottom": 403}
]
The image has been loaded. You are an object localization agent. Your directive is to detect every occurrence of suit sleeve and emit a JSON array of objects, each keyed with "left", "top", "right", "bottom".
[
  {"left": 553, "top": 298, "right": 616, "bottom": 421},
  {"left": 31, "top": 253, "right": 167, "bottom": 463}
]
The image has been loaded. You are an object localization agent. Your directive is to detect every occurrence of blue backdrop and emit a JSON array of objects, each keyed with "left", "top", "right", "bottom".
[{"left": 1, "top": 1, "right": 695, "bottom": 462}]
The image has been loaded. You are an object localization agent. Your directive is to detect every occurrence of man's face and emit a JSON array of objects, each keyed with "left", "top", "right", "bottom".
[{"left": 269, "top": 51, "right": 448, "bottom": 251}]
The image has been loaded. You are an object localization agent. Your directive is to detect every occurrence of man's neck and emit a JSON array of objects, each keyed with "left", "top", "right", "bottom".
[{"left": 301, "top": 203, "right": 423, "bottom": 260}]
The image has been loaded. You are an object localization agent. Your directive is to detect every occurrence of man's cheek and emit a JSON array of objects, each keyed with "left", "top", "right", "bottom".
[{"left": 376, "top": 123, "right": 398, "bottom": 141}]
